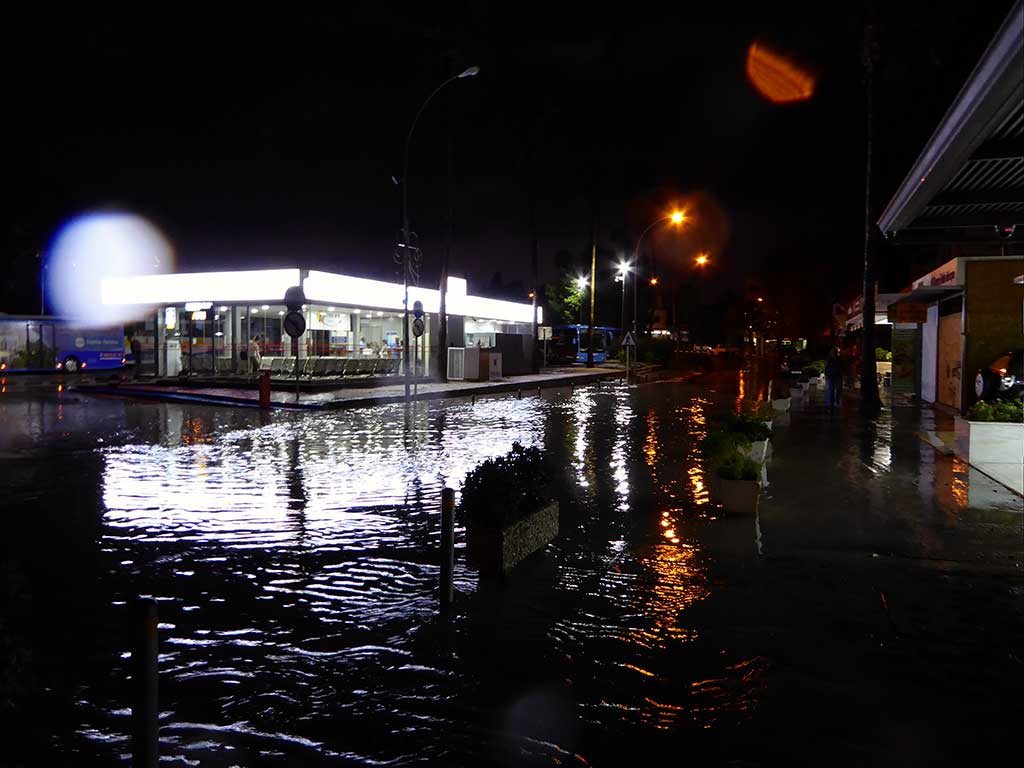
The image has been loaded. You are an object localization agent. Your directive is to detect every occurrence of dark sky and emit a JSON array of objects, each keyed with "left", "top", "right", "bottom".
[{"left": 3, "top": 1, "right": 1016, "bottom": 324}]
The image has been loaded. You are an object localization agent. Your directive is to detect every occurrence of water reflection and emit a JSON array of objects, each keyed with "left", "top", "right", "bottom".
[{"left": 6, "top": 380, "right": 799, "bottom": 764}]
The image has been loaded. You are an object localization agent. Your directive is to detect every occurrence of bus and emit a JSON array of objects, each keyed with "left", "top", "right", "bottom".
[
  {"left": 0, "top": 315, "right": 127, "bottom": 373},
  {"left": 547, "top": 324, "right": 615, "bottom": 364}
]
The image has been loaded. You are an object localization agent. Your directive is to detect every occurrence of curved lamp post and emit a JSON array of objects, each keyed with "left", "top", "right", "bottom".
[
  {"left": 631, "top": 210, "right": 686, "bottom": 336},
  {"left": 400, "top": 65, "right": 479, "bottom": 400}
]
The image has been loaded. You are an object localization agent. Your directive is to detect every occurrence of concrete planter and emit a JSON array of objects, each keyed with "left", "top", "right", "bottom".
[
  {"left": 953, "top": 418, "right": 1024, "bottom": 495},
  {"left": 739, "top": 439, "right": 770, "bottom": 465},
  {"left": 772, "top": 397, "right": 791, "bottom": 413},
  {"left": 466, "top": 500, "right": 559, "bottom": 576},
  {"left": 717, "top": 477, "right": 760, "bottom": 515}
]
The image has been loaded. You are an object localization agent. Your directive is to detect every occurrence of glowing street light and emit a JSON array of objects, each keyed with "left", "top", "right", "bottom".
[
  {"left": 616, "top": 260, "right": 632, "bottom": 334},
  {"left": 695, "top": 253, "right": 709, "bottom": 266},
  {"left": 631, "top": 209, "right": 688, "bottom": 337}
]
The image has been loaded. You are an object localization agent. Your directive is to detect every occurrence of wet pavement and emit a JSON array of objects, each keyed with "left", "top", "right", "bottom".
[
  {"left": 1, "top": 366, "right": 1021, "bottom": 766},
  {"left": 73, "top": 364, "right": 625, "bottom": 410}
]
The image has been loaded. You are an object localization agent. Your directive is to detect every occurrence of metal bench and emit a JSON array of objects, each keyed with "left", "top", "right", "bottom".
[
  {"left": 270, "top": 357, "right": 283, "bottom": 374},
  {"left": 259, "top": 356, "right": 274, "bottom": 371}
]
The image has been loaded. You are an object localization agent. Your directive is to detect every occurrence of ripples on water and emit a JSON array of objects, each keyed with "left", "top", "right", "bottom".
[{"left": 6, "top": 381, "right": 767, "bottom": 765}]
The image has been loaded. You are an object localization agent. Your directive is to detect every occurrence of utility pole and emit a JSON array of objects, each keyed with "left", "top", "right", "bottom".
[
  {"left": 529, "top": 173, "right": 540, "bottom": 374},
  {"left": 859, "top": 13, "right": 883, "bottom": 415},
  {"left": 587, "top": 233, "right": 596, "bottom": 368}
]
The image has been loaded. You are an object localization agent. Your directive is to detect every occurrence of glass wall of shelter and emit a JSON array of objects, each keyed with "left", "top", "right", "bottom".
[{"left": 153, "top": 301, "right": 420, "bottom": 377}]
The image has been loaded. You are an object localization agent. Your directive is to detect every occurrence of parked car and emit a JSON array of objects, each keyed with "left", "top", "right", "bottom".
[{"left": 975, "top": 348, "right": 1024, "bottom": 401}]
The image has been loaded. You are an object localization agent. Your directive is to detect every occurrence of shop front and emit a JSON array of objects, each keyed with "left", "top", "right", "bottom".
[{"left": 102, "top": 267, "right": 540, "bottom": 379}]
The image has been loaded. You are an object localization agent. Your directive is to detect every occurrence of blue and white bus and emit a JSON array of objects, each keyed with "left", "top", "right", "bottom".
[
  {"left": 0, "top": 315, "right": 127, "bottom": 373},
  {"left": 548, "top": 324, "right": 615, "bottom": 364}
]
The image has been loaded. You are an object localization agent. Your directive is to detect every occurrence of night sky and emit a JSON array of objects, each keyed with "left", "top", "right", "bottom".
[{"left": 4, "top": 1, "right": 1016, "bottom": 327}]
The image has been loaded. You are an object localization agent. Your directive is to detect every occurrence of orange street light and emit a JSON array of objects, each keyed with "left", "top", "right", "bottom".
[
  {"left": 757, "top": 297, "right": 764, "bottom": 302},
  {"left": 649, "top": 276, "right": 659, "bottom": 286},
  {"left": 670, "top": 210, "right": 685, "bottom": 225},
  {"left": 695, "top": 253, "right": 709, "bottom": 266}
]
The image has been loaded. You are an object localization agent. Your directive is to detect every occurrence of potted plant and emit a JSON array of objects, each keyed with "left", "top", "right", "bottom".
[
  {"left": 461, "top": 443, "right": 559, "bottom": 576},
  {"left": 771, "top": 380, "right": 792, "bottom": 412},
  {"left": 716, "top": 452, "right": 761, "bottom": 515},
  {"left": 954, "top": 399, "right": 1024, "bottom": 494}
]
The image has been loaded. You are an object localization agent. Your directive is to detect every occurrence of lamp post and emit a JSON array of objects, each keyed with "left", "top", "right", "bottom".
[
  {"left": 632, "top": 211, "right": 685, "bottom": 337},
  {"left": 400, "top": 65, "right": 479, "bottom": 400},
  {"left": 575, "top": 276, "right": 587, "bottom": 325},
  {"left": 616, "top": 261, "right": 630, "bottom": 333}
]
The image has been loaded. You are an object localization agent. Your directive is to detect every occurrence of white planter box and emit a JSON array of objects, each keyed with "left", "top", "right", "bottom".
[
  {"left": 739, "top": 439, "right": 770, "bottom": 465},
  {"left": 772, "top": 397, "right": 791, "bottom": 413},
  {"left": 953, "top": 418, "right": 1024, "bottom": 494}
]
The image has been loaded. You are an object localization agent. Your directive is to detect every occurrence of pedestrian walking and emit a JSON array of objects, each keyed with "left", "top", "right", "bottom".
[
  {"left": 824, "top": 347, "right": 843, "bottom": 408},
  {"left": 248, "top": 336, "right": 262, "bottom": 374}
]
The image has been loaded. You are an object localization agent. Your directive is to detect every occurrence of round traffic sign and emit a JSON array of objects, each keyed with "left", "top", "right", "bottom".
[
  {"left": 283, "top": 311, "right": 306, "bottom": 338},
  {"left": 412, "top": 316, "right": 425, "bottom": 337}
]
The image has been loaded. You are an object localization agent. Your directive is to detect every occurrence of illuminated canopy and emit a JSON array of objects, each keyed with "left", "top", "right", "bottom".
[{"left": 102, "top": 268, "right": 541, "bottom": 324}]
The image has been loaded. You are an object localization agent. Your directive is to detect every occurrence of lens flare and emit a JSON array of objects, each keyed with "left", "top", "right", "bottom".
[
  {"left": 45, "top": 212, "right": 174, "bottom": 328},
  {"left": 746, "top": 43, "right": 815, "bottom": 104}
]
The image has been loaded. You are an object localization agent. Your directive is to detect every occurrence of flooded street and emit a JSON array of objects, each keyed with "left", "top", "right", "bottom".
[{"left": 2, "top": 370, "right": 1022, "bottom": 766}]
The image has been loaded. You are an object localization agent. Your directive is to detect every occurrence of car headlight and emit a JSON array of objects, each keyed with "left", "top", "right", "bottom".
[{"left": 1001, "top": 375, "right": 1016, "bottom": 389}]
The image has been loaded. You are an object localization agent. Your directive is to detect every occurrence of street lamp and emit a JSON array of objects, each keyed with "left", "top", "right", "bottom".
[
  {"left": 575, "top": 276, "right": 587, "bottom": 325},
  {"left": 695, "top": 253, "right": 709, "bottom": 266},
  {"left": 616, "top": 261, "right": 632, "bottom": 333},
  {"left": 631, "top": 209, "right": 687, "bottom": 336},
  {"left": 400, "top": 65, "right": 480, "bottom": 400}
]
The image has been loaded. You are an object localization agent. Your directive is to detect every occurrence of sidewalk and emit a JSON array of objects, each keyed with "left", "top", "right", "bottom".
[{"left": 73, "top": 366, "right": 625, "bottom": 410}]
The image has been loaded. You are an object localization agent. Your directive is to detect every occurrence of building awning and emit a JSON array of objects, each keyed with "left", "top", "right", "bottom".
[
  {"left": 888, "top": 286, "right": 964, "bottom": 305},
  {"left": 877, "top": 2, "right": 1024, "bottom": 235}
]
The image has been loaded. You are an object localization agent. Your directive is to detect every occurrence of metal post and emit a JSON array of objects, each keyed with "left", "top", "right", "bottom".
[
  {"left": 440, "top": 487, "right": 455, "bottom": 608},
  {"left": 587, "top": 241, "right": 596, "bottom": 368},
  {"left": 132, "top": 597, "right": 159, "bottom": 768}
]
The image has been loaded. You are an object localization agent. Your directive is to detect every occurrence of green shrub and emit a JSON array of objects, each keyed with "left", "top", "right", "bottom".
[
  {"left": 740, "top": 399, "right": 776, "bottom": 422},
  {"left": 806, "top": 360, "right": 826, "bottom": 375},
  {"left": 875, "top": 347, "right": 892, "bottom": 362},
  {"left": 699, "top": 430, "right": 749, "bottom": 468},
  {"left": 461, "top": 443, "right": 550, "bottom": 527},
  {"left": 717, "top": 453, "right": 760, "bottom": 481},
  {"left": 968, "top": 399, "right": 1023, "bottom": 423}
]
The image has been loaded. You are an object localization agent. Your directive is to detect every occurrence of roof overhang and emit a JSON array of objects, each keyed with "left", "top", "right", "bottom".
[
  {"left": 878, "top": 1, "right": 1024, "bottom": 235},
  {"left": 888, "top": 286, "right": 964, "bottom": 305},
  {"left": 101, "top": 268, "right": 542, "bottom": 324}
]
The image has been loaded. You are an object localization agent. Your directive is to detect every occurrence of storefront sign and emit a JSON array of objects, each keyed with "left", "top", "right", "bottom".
[{"left": 912, "top": 258, "right": 961, "bottom": 290}]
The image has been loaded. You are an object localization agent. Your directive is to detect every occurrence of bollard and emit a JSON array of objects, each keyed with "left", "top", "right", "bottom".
[
  {"left": 258, "top": 370, "right": 271, "bottom": 409},
  {"left": 518, "top": 388, "right": 522, "bottom": 399},
  {"left": 132, "top": 597, "right": 159, "bottom": 768},
  {"left": 471, "top": 394, "right": 476, "bottom": 405},
  {"left": 538, "top": 386, "right": 542, "bottom": 397},
  {"left": 440, "top": 488, "right": 455, "bottom": 610}
]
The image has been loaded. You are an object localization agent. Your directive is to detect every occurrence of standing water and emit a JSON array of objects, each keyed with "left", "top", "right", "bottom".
[{"left": 1, "top": 371, "right": 1021, "bottom": 766}]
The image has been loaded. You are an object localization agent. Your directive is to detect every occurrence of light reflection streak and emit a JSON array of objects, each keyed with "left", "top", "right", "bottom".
[
  {"left": 610, "top": 384, "right": 633, "bottom": 513},
  {"left": 101, "top": 395, "right": 548, "bottom": 548}
]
